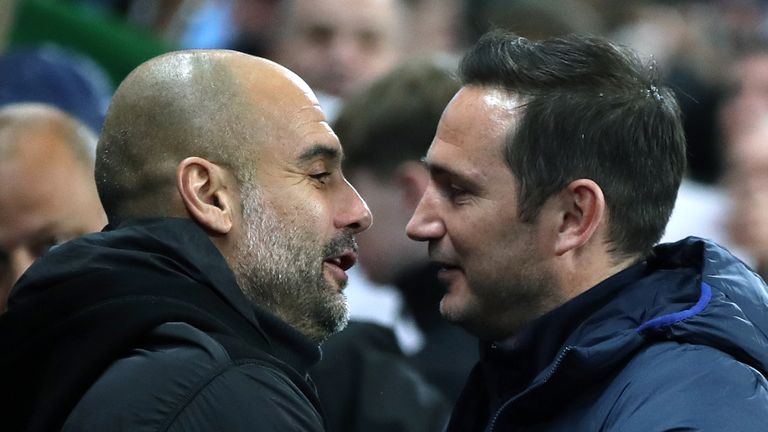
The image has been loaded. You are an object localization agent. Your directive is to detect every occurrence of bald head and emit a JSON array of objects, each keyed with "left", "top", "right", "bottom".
[
  {"left": 0, "top": 103, "right": 106, "bottom": 310},
  {"left": 0, "top": 103, "right": 96, "bottom": 165},
  {"left": 96, "top": 50, "right": 320, "bottom": 223},
  {"left": 95, "top": 51, "right": 374, "bottom": 341}
]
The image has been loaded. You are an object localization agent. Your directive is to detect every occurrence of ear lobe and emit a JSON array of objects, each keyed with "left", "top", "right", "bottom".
[
  {"left": 176, "top": 157, "right": 237, "bottom": 235},
  {"left": 395, "top": 161, "right": 429, "bottom": 211},
  {"left": 553, "top": 179, "right": 605, "bottom": 256}
]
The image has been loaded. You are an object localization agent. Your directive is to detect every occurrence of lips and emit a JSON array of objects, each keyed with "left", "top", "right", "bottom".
[
  {"left": 323, "top": 250, "right": 358, "bottom": 287},
  {"left": 324, "top": 250, "right": 357, "bottom": 271},
  {"left": 430, "top": 255, "right": 462, "bottom": 272}
]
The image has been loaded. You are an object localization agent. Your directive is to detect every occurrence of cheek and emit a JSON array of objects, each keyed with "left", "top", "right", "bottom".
[
  {"left": 446, "top": 210, "right": 500, "bottom": 256},
  {"left": 287, "top": 195, "right": 336, "bottom": 240}
]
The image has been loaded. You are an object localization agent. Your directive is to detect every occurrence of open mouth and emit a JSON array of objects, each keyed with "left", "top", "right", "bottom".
[
  {"left": 322, "top": 250, "right": 358, "bottom": 287},
  {"left": 324, "top": 251, "right": 357, "bottom": 271}
]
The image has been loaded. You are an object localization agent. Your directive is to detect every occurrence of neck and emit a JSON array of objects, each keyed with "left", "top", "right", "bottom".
[{"left": 557, "top": 248, "right": 640, "bottom": 303}]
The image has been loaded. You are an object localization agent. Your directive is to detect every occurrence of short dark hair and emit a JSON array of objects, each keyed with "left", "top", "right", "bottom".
[
  {"left": 460, "top": 31, "right": 686, "bottom": 259},
  {"left": 335, "top": 57, "right": 460, "bottom": 177}
]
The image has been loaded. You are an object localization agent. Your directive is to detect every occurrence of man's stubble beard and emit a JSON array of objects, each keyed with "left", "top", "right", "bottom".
[
  {"left": 442, "top": 252, "right": 562, "bottom": 341},
  {"left": 231, "top": 181, "right": 350, "bottom": 343}
]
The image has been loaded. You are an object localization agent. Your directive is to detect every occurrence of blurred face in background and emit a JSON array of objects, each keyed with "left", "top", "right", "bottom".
[
  {"left": 273, "top": 0, "right": 404, "bottom": 98},
  {"left": 721, "top": 53, "right": 768, "bottom": 269},
  {"left": 0, "top": 127, "right": 106, "bottom": 311},
  {"left": 721, "top": 53, "right": 768, "bottom": 143}
]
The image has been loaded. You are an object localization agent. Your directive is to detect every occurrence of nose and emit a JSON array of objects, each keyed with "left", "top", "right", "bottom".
[
  {"left": 338, "top": 178, "right": 373, "bottom": 234},
  {"left": 330, "top": 35, "right": 362, "bottom": 68},
  {"left": 406, "top": 186, "right": 445, "bottom": 242}
]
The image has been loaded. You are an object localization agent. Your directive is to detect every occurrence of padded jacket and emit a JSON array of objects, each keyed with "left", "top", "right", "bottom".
[
  {"left": 447, "top": 237, "right": 768, "bottom": 431},
  {"left": 0, "top": 218, "right": 325, "bottom": 432}
]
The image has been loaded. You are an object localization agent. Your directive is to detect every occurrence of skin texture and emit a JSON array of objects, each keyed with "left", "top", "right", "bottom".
[
  {"left": 406, "top": 86, "right": 563, "bottom": 339},
  {"left": 273, "top": 0, "right": 404, "bottom": 97},
  {"left": 98, "top": 50, "right": 372, "bottom": 343},
  {"left": 407, "top": 85, "right": 629, "bottom": 340},
  {"left": 0, "top": 105, "right": 107, "bottom": 312}
]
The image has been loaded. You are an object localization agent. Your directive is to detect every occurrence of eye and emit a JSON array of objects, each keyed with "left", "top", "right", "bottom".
[
  {"left": 309, "top": 172, "right": 332, "bottom": 185},
  {"left": 448, "top": 184, "right": 470, "bottom": 202},
  {"left": 436, "top": 181, "right": 471, "bottom": 205}
]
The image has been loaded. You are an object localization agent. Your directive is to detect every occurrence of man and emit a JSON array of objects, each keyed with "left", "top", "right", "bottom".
[
  {"left": 0, "top": 103, "right": 106, "bottom": 312},
  {"left": 271, "top": 0, "right": 407, "bottom": 117},
  {"left": 407, "top": 32, "right": 768, "bottom": 431},
  {"left": 721, "top": 42, "right": 768, "bottom": 277},
  {"left": 0, "top": 50, "right": 371, "bottom": 431},
  {"left": 725, "top": 117, "right": 768, "bottom": 278}
]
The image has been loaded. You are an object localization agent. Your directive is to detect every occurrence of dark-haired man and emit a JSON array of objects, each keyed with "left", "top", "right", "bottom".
[
  {"left": 0, "top": 50, "right": 371, "bottom": 431},
  {"left": 407, "top": 32, "right": 768, "bottom": 431}
]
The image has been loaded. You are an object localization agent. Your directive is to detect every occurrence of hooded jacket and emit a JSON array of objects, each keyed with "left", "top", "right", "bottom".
[
  {"left": 0, "top": 218, "right": 325, "bottom": 432},
  {"left": 447, "top": 237, "right": 768, "bottom": 431}
]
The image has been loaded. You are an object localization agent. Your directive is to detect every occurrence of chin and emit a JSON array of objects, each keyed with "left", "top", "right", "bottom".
[{"left": 439, "top": 295, "right": 469, "bottom": 323}]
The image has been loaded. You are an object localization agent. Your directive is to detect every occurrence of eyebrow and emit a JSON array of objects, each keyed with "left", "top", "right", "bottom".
[
  {"left": 298, "top": 144, "right": 343, "bottom": 164},
  {"left": 420, "top": 156, "right": 460, "bottom": 178},
  {"left": 421, "top": 156, "right": 483, "bottom": 189}
]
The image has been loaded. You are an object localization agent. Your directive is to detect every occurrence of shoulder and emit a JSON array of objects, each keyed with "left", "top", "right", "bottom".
[
  {"left": 601, "top": 341, "right": 768, "bottom": 431},
  {"left": 64, "top": 322, "right": 323, "bottom": 432},
  {"left": 166, "top": 361, "right": 324, "bottom": 431}
]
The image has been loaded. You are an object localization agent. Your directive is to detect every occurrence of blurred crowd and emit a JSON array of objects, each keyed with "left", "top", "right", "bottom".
[{"left": 5, "top": 0, "right": 768, "bottom": 429}]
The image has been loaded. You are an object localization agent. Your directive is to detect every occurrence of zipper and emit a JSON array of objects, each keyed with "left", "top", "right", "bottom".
[{"left": 484, "top": 346, "right": 574, "bottom": 432}]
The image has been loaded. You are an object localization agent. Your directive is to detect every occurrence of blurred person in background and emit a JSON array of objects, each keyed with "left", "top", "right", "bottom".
[
  {"left": 270, "top": 0, "right": 408, "bottom": 119},
  {"left": 464, "top": 0, "right": 604, "bottom": 43},
  {"left": 328, "top": 57, "right": 477, "bottom": 405},
  {"left": 726, "top": 118, "right": 768, "bottom": 278},
  {"left": 608, "top": 1, "right": 746, "bottom": 249},
  {"left": 0, "top": 103, "right": 106, "bottom": 312},
  {"left": 404, "top": 0, "right": 464, "bottom": 57},
  {"left": 8, "top": 0, "right": 172, "bottom": 86},
  {"left": 722, "top": 41, "right": 768, "bottom": 277},
  {"left": 0, "top": 47, "right": 113, "bottom": 132},
  {"left": 309, "top": 58, "right": 464, "bottom": 432}
]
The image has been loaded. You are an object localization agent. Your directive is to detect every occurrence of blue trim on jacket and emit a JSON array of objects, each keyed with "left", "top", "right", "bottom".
[{"left": 636, "top": 281, "right": 712, "bottom": 333}]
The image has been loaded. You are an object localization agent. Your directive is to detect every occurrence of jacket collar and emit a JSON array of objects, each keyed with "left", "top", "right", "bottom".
[{"left": 105, "top": 217, "right": 322, "bottom": 371}]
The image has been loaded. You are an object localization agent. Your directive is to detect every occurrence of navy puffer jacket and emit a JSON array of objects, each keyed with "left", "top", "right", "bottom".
[{"left": 447, "top": 238, "right": 768, "bottom": 431}]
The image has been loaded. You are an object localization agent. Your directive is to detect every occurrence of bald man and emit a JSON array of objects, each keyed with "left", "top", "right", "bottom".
[
  {"left": 0, "top": 103, "right": 106, "bottom": 312},
  {"left": 0, "top": 50, "right": 371, "bottom": 431}
]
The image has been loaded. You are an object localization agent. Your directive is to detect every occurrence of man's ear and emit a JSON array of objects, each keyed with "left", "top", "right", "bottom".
[
  {"left": 396, "top": 161, "right": 429, "bottom": 211},
  {"left": 176, "top": 157, "right": 238, "bottom": 234},
  {"left": 553, "top": 179, "right": 605, "bottom": 256}
]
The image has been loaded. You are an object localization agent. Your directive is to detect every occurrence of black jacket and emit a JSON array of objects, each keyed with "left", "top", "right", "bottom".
[
  {"left": 396, "top": 264, "right": 479, "bottom": 403},
  {"left": 448, "top": 238, "right": 768, "bottom": 431},
  {"left": 311, "top": 321, "right": 450, "bottom": 432},
  {"left": 0, "top": 218, "right": 325, "bottom": 432}
]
